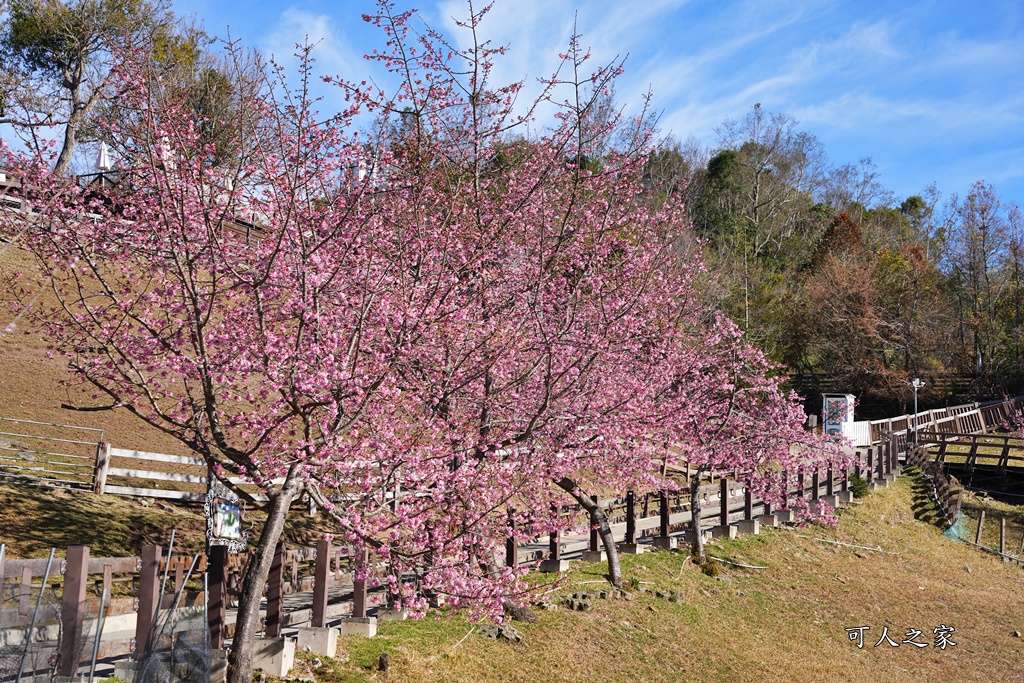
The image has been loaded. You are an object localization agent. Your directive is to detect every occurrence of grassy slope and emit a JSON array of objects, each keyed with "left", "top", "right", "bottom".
[
  {"left": 2, "top": 472, "right": 1022, "bottom": 683},
  {"left": 3, "top": 244, "right": 1023, "bottom": 682},
  {"left": 0, "top": 244, "right": 192, "bottom": 455},
  {"left": 305, "top": 472, "right": 1023, "bottom": 683}
]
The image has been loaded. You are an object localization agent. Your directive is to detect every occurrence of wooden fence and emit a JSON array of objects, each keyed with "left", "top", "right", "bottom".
[
  {"left": 861, "top": 396, "right": 1024, "bottom": 447},
  {"left": 0, "top": 540, "right": 367, "bottom": 678},
  {"left": 917, "top": 431, "right": 1024, "bottom": 474},
  {"left": 0, "top": 417, "right": 104, "bottom": 491},
  {"left": 905, "top": 444, "right": 963, "bottom": 523},
  {"left": 3, "top": 397, "right": 1020, "bottom": 505}
]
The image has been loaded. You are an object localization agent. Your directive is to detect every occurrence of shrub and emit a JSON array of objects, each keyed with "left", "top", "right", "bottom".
[{"left": 849, "top": 475, "right": 869, "bottom": 498}]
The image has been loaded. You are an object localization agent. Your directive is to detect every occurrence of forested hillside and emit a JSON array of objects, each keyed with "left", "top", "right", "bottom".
[{"left": 646, "top": 104, "right": 1022, "bottom": 416}]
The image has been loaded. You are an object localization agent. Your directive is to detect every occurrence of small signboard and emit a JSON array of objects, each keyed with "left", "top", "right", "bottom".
[
  {"left": 205, "top": 479, "right": 248, "bottom": 553},
  {"left": 822, "top": 393, "right": 856, "bottom": 438}
]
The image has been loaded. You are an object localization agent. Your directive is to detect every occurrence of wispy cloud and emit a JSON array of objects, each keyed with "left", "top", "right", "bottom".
[{"left": 162, "top": 0, "right": 1024, "bottom": 203}]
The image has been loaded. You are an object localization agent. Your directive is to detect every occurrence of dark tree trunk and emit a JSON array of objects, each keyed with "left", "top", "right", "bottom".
[
  {"left": 227, "top": 468, "right": 301, "bottom": 683},
  {"left": 555, "top": 477, "right": 622, "bottom": 588}
]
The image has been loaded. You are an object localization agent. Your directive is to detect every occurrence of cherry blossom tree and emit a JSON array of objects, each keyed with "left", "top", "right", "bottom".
[{"left": 3, "top": 3, "right": 849, "bottom": 680}]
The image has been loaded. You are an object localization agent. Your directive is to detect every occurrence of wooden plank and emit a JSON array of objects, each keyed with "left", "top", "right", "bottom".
[
  {"left": 107, "top": 448, "right": 205, "bottom": 466},
  {"left": 209, "top": 545, "right": 227, "bottom": 650},
  {"left": 625, "top": 491, "right": 637, "bottom": 545},
  {"left": 107, "top": 467, "right": 207, "bottom": 484},
  {"left": 19, "top": 566, "right": 31, "bottom": 615},
  {"left": 312, "top": 540, "right": 330, "bottom": 628},
  {"left": 0, "top": 596, "right": 139, "bottom": 629},
  {"left": 103, "top": 485, "right": 207, "bottom": 501},
  {"left": 719, "top": 479, "right": 729, "bottom": 527}
]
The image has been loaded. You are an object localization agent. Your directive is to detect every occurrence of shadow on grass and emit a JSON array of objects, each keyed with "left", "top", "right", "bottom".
[
  {"left": 0, "top": 484, "right": 207, "bottom": 557},
  {"left": 905, "top": 468, "right": 948, "bottom": 529}
]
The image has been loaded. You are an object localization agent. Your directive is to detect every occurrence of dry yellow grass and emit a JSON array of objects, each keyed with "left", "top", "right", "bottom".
[
  {"left": 297, "top": 472, "right": 1024, "bottom": 683},
  {"left": 1, "top": 244, "right": 192, "bottom": 456},
  {"left": 4, "top": 241, "right": 1024, "bottom": 682}
]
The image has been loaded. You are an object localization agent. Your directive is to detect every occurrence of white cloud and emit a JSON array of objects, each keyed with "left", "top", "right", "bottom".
[{"left": 263, "top": 7, "right": 363, "bottom": 78}]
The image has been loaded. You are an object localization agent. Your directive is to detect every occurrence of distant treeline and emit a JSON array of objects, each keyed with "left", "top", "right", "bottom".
[{"left": 643, "top": 104, "right": 1023, "bottom": 416}]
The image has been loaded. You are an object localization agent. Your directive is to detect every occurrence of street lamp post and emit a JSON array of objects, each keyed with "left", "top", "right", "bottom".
[{"left": 909, "top": 378, "right": 925, "bottom": 443}]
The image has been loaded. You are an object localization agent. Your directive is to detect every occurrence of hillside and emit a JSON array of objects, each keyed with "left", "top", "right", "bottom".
[
  {"left": 1, "top": 471, "right": 1022, "bottom": 683},
  {"left": 274, "top": 472, "right": 1024, "bottom": 683},
  {"left": 0, "top": 243, "right": 194, "bottom": 456}
]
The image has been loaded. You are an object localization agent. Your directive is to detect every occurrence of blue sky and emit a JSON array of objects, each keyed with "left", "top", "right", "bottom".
[{"left": 173, "top": 0, "right": 1023, "bottom": 208}]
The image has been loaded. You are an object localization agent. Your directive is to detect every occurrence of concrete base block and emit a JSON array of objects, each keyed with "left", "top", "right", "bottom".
[
  {"left": 838, "top": 490, "right": 854, "bottom": 503},
  {"left": 580, "top": 549, "right": 607, "bottom": 563},
  {"left": 377, "top": 608, "right": 409, "bottom": 621},
  {"left": 338, "top": 616, "right": 378, "bottom": 638},
  {"left": 737, "top": 519, "right": 760, "bottom": 535},
  {"left": 680, "top": 529, "right": 712, "bottom": 544},
  {"left": 296, "top": 627, "right": 338, "bottom": 658},
  {"left": 618, "top": 543, "right": 646, "bottom": 555},
  {"left": 820, "top": 494, "right": 840, "bottom": 508},
  {"left": 252, "top": 637, "right": 295, "bottom": 678},
  {"left": 757, "top": 514, "right": 778, "bottom": 528},
  {"left": 653, "top": 536, "right": 677, "bottom": 550},
  {"left": 539, "top": 559, "right": 570, "bottom": 573},
  {"left": 711, "top": 525, "right": 738, "bottom": 539},
  {"left": 776, "top": 509, "right": 796, "bottom": 523},
  {"left": 114, "top": 661, "right": 139, "bottom": 682},
  {"left": 210, "top": 649, "right": 228, "bottom": 683},
  {"left": 884, "top": 473, "right": 897, "bottom": 483},
  {"left": 869, "top": 478, "right": 888, "bottom": 490}
]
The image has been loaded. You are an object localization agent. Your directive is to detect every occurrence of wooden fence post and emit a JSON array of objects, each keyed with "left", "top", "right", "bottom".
[
  {"left": 505, "top": 510, "right": 517, "bottom": 567},
  {"left": 999, "top": 517, "right": 1006, "bottom": 556},
  {"left": 353, "top": 549, "right": 368, "bottom": 619},
  {"left": 58, "top": 546, "right": 89, "bottom": 677},
  {"left": 135, "top": 545, "right": 161, "bottom": 660},
  {"left": 312, "top": 539, "right": 331, "bottom": 628},
  {"left": 719, "top": 479, "right": 730, "bottom": 527},
  {"left": 589, "top": 496, "right": 600, "bottom": 553},
  {"left": 827, "top": 465, "right": 835, "bottom": 496},
  {"left": 781, "top": 470, "right": 789, "bottom": 509},
  {"left": 265, "top": 542, "right": 284, "bottom": 638},
  {"left": 811, "top": 470, "right": 820, "bottom": 500},
  {"left": 19, "top": 566, "right": 32, "bottom": 616},
  {"left": 975, "top": 511, "right": 986, "bottom": 545},
  {"left": 625, "top": 491, "right": 637, "bottom": 545},
  {"left": 659, "top": 491, "right": 670, "bottom": 539},
  {"left": 744, "top": 483, "right": 753, "bottom": 521},
  {"left": 207, "top": 545, "right": 227, "bottom": 650},
  {"left": 93, "top": 442, "right": 111, "bottom": 495},
  {"left": 549, "top": 528, "right": 562, "bottom": 561},
  {"left": 797, "top": 471, "right": 805, "bottom": 500}
]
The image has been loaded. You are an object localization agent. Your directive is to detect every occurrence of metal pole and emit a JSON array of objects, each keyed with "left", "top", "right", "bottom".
[
  {"left": 16, "top": 548, "right": 55, "bottom": 683},
  {"left": 914, "top": 384, "right": 919, "bottom": 442},
  {"left": 160, "top": 528, "right": 176, "bottom": 599},
  {"left": 88, "top": 584, "right": 109, "bottom": 682}
]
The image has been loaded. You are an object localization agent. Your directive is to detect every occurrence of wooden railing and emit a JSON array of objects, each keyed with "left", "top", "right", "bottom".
[
  {"left": 917, "top": 431, "right": 1024, "bottom": 474},
  {"left": 864, "top": 396, "right": 1023, "bottom": 446},
  {"left": 0, "top": 540, "right": 365, "bottom": 676}
]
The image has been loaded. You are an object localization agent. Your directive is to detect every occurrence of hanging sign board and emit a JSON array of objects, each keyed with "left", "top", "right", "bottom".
[{"left": 205, "top": 479, "right": 248, "bottom": 553}]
